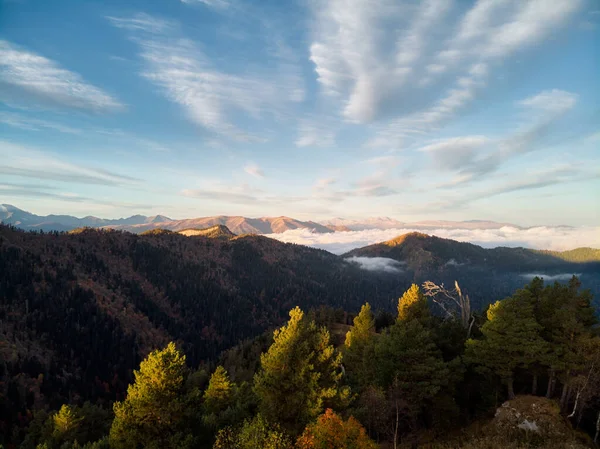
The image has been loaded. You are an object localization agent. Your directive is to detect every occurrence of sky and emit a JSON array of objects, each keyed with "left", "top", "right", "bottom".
[{"left": 1, "top": 0, "right": 599, "bottom": 226}]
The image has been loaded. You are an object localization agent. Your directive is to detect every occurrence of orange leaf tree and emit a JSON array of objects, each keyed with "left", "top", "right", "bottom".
[{"left": 296, "top": 409, "right": 378, "bottom": 449}]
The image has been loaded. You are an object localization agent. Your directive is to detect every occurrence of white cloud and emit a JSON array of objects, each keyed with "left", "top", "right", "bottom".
[
  {"left": 181, "top": 0, "right": 230, "bottom": 8},
  {"left": 419, "top": 136, "right": 489, "bottom": 170},
  {"left": 419, "top": 89, "right": 580, "bottom": 185},
  {"left": 296, "top": 119, "right": 336, "bottom": 147},
  {"left": 343, "top": 0, "right": 585, "bottom": 141},
  {"left": 106, "top": 13, "right": 175, "bottom": 33},
  {"left": 345, "top": 256, "right": 405, "bottom": 273},
  {"left": 481, "top": 0, "right": 584, "bottom": 59},
  {"left": 244, "top": 163, "right": 265, "bottom": 178},
  {"left": 266, "top": 226, "right": 600, "bottom": 255},
  {"left": 436, "top": 164, "right": 597, "bottom": 209},
  {"left": 0, "top": 40, "right": 123, "bottom": 112},
  {"left": 0, "top": 140, "right": 140, "bottom": 186},
  {"left": 519, "top": 89, "right": 578, "bottom": 114},
  {"left": 309, "top": 0, "right": 451, "bottom": 123},
  {"left": 0, "top": 111, "right": 81, "bottom": 134},
  {"left": 109, "top": 14, "right": 302, "bottom": 141}
]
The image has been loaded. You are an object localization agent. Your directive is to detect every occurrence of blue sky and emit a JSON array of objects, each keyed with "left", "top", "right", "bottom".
[{"left": 1, "top": 0, "right": 599, "bottom": 225}]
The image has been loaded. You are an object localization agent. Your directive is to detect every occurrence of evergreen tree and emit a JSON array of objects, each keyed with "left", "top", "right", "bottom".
[
  {"left": 51, "top": 405, "right": 83, "bottom": 446},
  {"left": 397, "top": 284, "right": 430, "bottom": 325},
  {"left": 344, "top": 303, "right": 375, "bottom": 388},
  {"left": 374, "top": 319, "right": 448, "bottom": 409},
  {"left": 345, "top": 303, "right": 375, "bottom": 348},
  {"left": 254, "top": 307, "right": 347, "bottom": 434},
  {"left": 466, "top": 290, "right": 548, "bottom": 399},
  {"left": 109, "top": 342, "right": 197, "bottom": 449},
  {"left": 204, "top": 366, "right": 233, "bottom": 415},
  {"left": 203, "top": 366, "right": 241, "bottom": 430},
  {"left": 532, "top": 276, "right": 597, "bottom": 399}
]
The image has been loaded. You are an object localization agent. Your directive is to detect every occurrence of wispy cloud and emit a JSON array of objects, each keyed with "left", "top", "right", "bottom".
[
  {"left": 308, "top": 0, "right": 584, "bottom": 147},
  {"left": 296, "top": 119, "right": 336, "bottom": 148},
  {"left": 180, "top": 0, "right": 230, "bottom": 8},
  {"left": 106, "top": 13, "right": 176, "bottom": 33},
  {"left": 181, "top": 188, "right": 260, "bottom": 204},
  {"left": 418, "top": 136, "right": 489, "bottom": 171},
  {"left": 0, "top": 40, "right": 124, "bottom": 112},
  {"left": 0, "top": 183, "right": 154, "bottom": 209},
  {"left": 0, "top": 111, "right": 81, "bottom": 134},
  {"left": 418, "top": 89, "right": 579, "bottom": 185},
  {"left": 244, "top": 163, "right": 265, "bottom": 178},
  {"left": 309, "top": 0, "right": 452, "bottom": 123},
  {"left": 109, "top": 13, "right": 303, "bottom": 141},
  {"left": 0, "top": 141, "right": 140, "bottom": 186}
]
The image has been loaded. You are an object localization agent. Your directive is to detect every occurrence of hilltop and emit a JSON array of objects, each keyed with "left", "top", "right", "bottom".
[{"left": 344, "top": 231, "right": 600, "bottom": 272}]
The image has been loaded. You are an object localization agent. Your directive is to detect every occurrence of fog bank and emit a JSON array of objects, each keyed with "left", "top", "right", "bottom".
[{"left": 266, "top": 226, "right": 600, "bottom": 255}]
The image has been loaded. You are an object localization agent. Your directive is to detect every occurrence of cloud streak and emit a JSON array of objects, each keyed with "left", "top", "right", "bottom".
[
  {"left": 109, "top": 13, "right": 303, "bottom": 141},
  {"left": 0, "top": 141, "right": 140, "bottom": 186},
  {"left": 0, "top": 40, "right": 124, "bottom": 112}
]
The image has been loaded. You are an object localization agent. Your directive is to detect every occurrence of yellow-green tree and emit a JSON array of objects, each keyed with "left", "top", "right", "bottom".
[
  {"left": 397, "top": 284, "right": 430, "bottom": 325},
  {"left": 344, "top": 303, "right": 376, "bottom": 388},
  {"left": 203, "top": 366, "right": 235, "bottom": 429},
  {"left": 254, "top": 307, "right": 347, "bottom": 434},
  {"left": 109, "top": 342, "right": 196, "bottom": 449},
  {"left": 345, "top": 303, "right": 375, "bottom": 348}
]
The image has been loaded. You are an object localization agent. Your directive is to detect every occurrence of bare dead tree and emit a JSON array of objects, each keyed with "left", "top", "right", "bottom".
[{"left": 422, "top": 280, "right": 474, "bottom": 338}]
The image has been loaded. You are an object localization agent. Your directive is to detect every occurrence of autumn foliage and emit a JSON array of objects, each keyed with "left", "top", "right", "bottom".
[{"left": 295, "top": 409, "right": 378, "bottom": 449}]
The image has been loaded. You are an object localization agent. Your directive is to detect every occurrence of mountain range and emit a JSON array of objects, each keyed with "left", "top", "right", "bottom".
[{"left": 1, "top": 203, "right": 537, "bottom": 235}]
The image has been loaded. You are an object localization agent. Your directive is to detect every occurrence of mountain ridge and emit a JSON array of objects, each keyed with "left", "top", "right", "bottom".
[
  {"left": 343, "top": 231, "right": 600, "bottom": 272},
  {"left": 0, "top": 203, "right": 537, "bottom": 235}
]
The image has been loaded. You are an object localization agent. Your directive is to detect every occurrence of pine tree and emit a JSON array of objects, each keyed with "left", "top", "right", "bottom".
[
  {"left": 374, "top": 319, "right": 448, "bottom": 408},
  {"left": 45, "top": 405, "right": 84, "bottom": 448},
  {"left": 532, "top": 276, "right": 597, "bottom": 399},
  {"left": 203, "top": 366, "right": 236, "bottom": 430},
  {"left": 344, "top": 303, "right": 375, "bottom": 388},
  {"left": 397, "top": 284, "right": 430, "bottom": 325},
  {"left": 466, "top": 290, "right": 548, "bottom": 399},
  {"left": 204, "top": 366, "right": 233, "bottom": 414},
  {"left": 345, "top": 303, "right": 375, "bottom": 348},
  {"left": 254, "top": 307, "right": 346, "bottom": 434},
  {"left": 109, "top": 342, "right": 196, "bottom": 449}
]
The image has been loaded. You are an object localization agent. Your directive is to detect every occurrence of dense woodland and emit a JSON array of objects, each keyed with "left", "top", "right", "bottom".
[{"left": 1, "top": 224, "right": 600, "bottom": 447}]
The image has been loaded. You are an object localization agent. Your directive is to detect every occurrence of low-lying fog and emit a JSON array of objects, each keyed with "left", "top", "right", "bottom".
[{"left": 266, "top": 226, "right": 600, "bottom": 255}]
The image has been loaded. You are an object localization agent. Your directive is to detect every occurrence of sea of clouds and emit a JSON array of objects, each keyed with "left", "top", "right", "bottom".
[{"left": 265, "top": 226, "right": 600, "bottom": 255}]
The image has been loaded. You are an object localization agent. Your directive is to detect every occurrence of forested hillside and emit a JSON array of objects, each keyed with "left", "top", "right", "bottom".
[
  {"left": 1, "top": 225, "right": 599, "bottom": 448},
  {"left": 4, "top": 279, "right": 600, "bottom": 448},
  {"left": 344, "top": 232, "right": 600, "bottom": 310}
]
